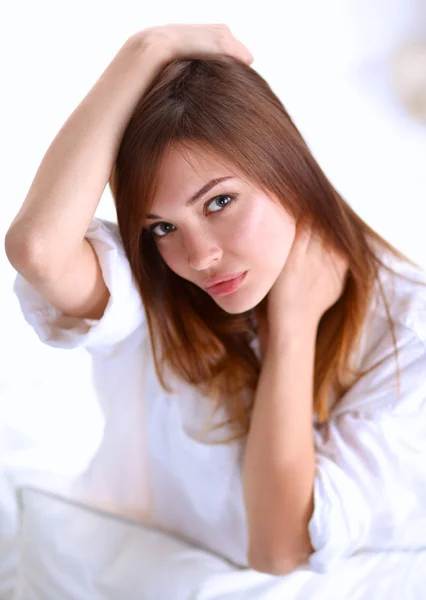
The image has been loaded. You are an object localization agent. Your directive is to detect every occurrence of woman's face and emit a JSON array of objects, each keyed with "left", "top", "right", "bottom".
[{"left": 145, "top": 144, "right": 296, "bottom": 314}]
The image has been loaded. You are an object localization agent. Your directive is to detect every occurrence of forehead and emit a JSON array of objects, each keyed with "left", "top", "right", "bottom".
[{"left": 155, "top": 144, "right": 240, "bottom": 196}]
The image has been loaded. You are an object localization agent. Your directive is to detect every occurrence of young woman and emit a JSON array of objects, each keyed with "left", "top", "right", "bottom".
[{"left": 6, "top": 24, "right": 426, "bottom": 576}]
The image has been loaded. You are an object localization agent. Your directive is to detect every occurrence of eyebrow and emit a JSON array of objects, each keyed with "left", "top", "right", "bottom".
[{"left": 145, "top": 176, "right": 236, "bottom": 220}]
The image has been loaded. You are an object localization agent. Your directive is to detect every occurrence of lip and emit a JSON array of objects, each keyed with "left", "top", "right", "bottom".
[
  {"left": 204, "top": 271, "right": 248, "bottom": 297},
  {"left": 204, "top": 271, "right": 246, "bottom": 288}
]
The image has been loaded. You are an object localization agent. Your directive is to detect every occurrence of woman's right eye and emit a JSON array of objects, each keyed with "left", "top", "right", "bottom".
[{"left": 149, "top": 222, "right": 176, "bottom": 238}]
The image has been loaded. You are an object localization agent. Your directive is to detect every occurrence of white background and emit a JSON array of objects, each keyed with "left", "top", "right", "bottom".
[{"left": 1, "top": 0, "right": 426, "bottom": 494}]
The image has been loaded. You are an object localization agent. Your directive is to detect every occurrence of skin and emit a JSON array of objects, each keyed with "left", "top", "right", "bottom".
[{"left": 144, "top": 143, "right": 297, "bottom": 318}]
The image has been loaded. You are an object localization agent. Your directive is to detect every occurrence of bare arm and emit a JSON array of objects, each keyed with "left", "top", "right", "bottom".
[
  {"left": 5, "top": 24, "right": 253, "bottom": 278},
  {"left": 243, "top": 329, "right": 316, "bottom": 575},
  {"left": 5, "top": 33, "right": 170, "bottom": 277},
  {"left": 5, "top": 25, "right": 253, "bottom": 322}
]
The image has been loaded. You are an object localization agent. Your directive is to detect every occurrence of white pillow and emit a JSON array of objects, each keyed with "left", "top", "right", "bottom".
[{"left": 12, "top": 486, "right": 237, "bottom": 600}]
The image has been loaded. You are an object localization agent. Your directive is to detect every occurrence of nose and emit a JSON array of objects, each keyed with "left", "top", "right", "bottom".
[{"left": 185, "top": 233, "right": 222, "bottom": 271}]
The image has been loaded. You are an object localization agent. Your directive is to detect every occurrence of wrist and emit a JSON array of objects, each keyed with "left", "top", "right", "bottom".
[
  {"left": 124, "top": 31, "right": 173, "bottom": 69},
  {"left": 267, "top": 319, "right": 318, "bottom": 354}
]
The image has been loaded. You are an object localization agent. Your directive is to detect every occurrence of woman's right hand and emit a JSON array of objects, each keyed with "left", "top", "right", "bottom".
[{"left": 127, "top": 23, "right": 254, "bottom": 66}]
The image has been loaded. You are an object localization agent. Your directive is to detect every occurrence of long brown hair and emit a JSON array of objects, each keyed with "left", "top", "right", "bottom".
[{"left": 109, "top": 53, "right": 425, "bottom": 444}]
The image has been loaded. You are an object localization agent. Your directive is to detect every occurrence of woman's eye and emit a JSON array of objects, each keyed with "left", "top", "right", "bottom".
[
  {"left": 149, "top": 193, "right": 237, "bottom": 238},
  {"left": 149, "top": 222, "right": 176, "bottom": 238},
  {"left": 205, "top": 194, "right": 235, "bottom": 213}
]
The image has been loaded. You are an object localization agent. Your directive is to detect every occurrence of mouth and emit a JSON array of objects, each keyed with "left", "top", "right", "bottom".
[{"left": 204, "top": 271, "right": 248, "bottom": 297}]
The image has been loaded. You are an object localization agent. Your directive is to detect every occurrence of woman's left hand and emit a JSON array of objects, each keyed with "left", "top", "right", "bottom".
[{"left": 265, "top": 220, "right": 349, "bottom": 340}]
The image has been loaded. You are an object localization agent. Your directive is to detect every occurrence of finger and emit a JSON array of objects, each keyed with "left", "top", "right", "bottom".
[
  {"left": 226, "top": 28, "right": 253, "bottom": 63},
  {"left": 232, "top": 40, "right": 254, "bottom": 64}
]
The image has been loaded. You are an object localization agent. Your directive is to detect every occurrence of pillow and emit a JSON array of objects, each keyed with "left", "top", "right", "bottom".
[{"left": 13, "top": 486, "right": 237, "bottom": 600}]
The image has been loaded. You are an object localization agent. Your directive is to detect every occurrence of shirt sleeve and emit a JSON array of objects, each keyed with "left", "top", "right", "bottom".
[
  {"left": 12, "top": 217, "right": 146, "bottom": 355},
  {"left": 307, "top": 324, "right": 426, "bottom": 572}
]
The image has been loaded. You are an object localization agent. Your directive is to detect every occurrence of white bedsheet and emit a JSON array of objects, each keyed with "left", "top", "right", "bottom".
[{"left": 7, "top": 486, "right": 426, "bottom": 600}]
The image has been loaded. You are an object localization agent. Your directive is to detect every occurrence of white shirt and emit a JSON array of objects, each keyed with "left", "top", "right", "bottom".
[{"left": 12, "top": 217, "right": 426, "bottom": 572}]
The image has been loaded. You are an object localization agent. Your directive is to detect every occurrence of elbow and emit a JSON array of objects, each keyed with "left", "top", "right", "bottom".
[
  {"left": 5, "top": 228, "right": 67, "bottom": 282},
  {"left": 248, "top": 547, "right": 312, "bottom": 577},
  {"left": 6, "top": 229, "right": 48, "bottom": 274}
]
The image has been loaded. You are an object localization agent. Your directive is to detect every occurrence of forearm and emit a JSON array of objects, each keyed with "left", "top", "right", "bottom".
[
  {"left": 6, "top": 34, "right": 169, "bottom": 275},
  {"left": 243, "top": 328, "right": 317, "bottom": 573}
]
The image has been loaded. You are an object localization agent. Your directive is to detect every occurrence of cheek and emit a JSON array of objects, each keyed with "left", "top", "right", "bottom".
[
  {"left": 226, "top": 199, "right": 293, "bottom": 259},
  {"left": 223, "top": 203, "right": 266, "bottom": 252},
  {"left": 156, "top": 244, "right": 181, "bottom": 273}
]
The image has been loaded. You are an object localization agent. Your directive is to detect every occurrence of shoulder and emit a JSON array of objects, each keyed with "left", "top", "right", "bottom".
[
  {"left": 329, "top": 248, "right": 426, "bottom": 418},
  {"left": 90, "top": 217, "right": 119, "bottom": 235},
  {"left": 86, "top": 217, "right": 124, "bottom": 249},
  {"left": 367, "top": 245, "right": 426, "bottom": 343}
]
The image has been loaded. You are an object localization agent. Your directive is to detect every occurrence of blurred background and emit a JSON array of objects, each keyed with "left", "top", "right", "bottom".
[{"left": 1, "top": 0, "right": 425, "bottom": 578}]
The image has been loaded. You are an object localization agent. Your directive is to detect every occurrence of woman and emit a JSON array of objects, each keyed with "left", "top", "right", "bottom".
[{"left": 6, "top": 24, "right": 426, "bottom": 576}]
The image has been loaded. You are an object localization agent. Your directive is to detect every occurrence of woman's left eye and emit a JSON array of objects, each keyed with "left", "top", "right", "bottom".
[{"left": 205, "top": 194, "right": 237, "bottom": 214}]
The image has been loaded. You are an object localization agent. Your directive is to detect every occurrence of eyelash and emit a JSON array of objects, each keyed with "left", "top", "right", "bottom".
[{"left": 148, "top": 193, "right": 238, "bottom": 239}]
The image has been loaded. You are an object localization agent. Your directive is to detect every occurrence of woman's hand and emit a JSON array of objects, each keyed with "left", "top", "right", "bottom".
[
  {"left": 127, "top": 23, "right": 254, "bottom": 66},
  {"left": 266, "top": 221, "right": 350, "bottom": 343}
]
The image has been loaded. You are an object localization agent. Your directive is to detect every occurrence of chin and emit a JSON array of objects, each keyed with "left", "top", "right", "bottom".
[{"left": 214, "top": 289, "right": 269, "bottom": 315}]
